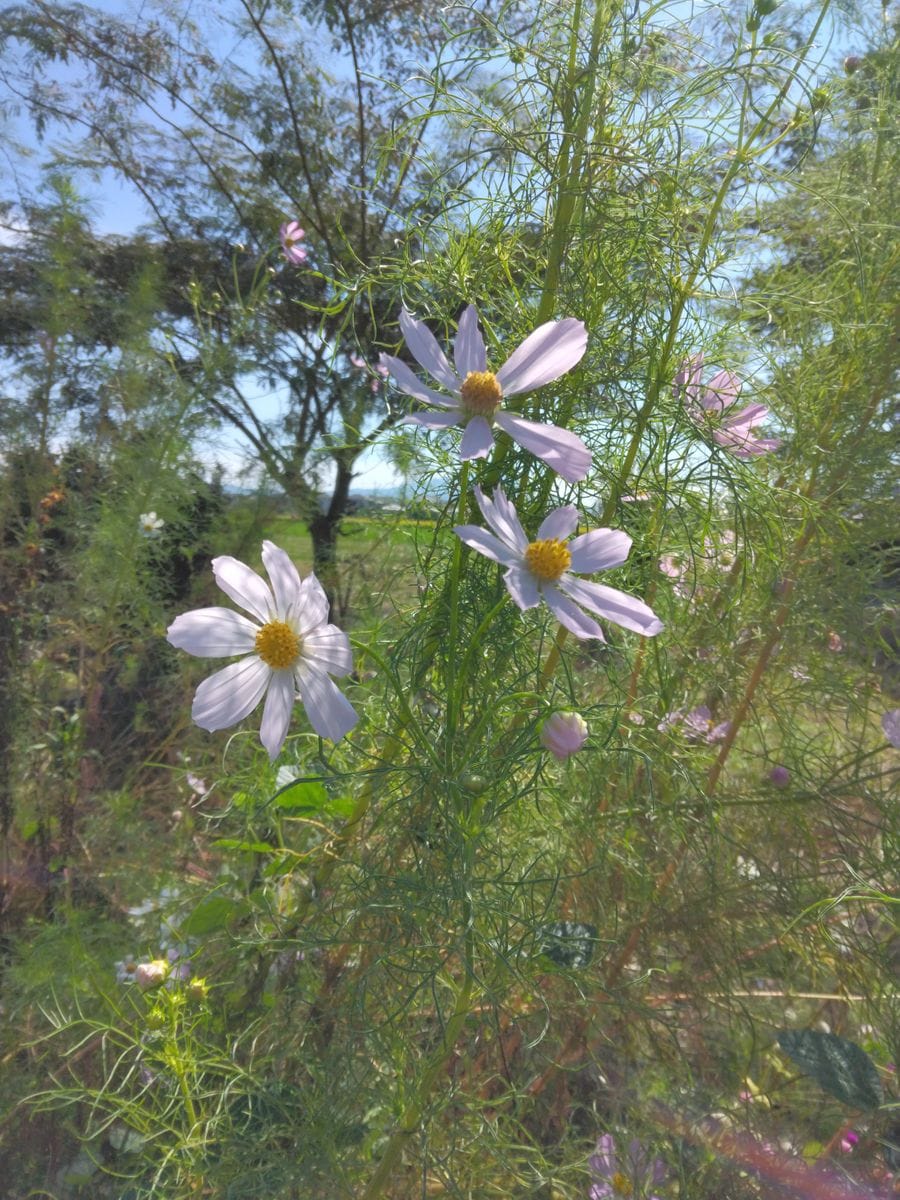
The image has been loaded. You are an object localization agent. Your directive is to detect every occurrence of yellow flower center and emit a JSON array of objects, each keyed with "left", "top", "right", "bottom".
[
  {"left": 255, "top": 619, "right": 301, "bottom": 669},
  {"left": 524, "top": 538, "right": 571, "bottom": 582},
  {"left": 611, "top": 1174, "right": 633, "bottom": 1197},
  {"left": 459, "top": 370, "right": 502, "bottom": 418}
]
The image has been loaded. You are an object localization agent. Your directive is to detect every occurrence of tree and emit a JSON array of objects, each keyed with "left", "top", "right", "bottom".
[{"left": 0, "top": 0, "right": 524, "bottom": 587}]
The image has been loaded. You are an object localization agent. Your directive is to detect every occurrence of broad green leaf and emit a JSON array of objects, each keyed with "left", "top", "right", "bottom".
[
  {"left": 180, "top": 895, "right": 251, "bottom": 936},
  {"left": 777, "top": 1030, "right": 883, "bottom": 1110}
]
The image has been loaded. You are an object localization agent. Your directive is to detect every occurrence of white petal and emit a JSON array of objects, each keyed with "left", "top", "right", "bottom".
[
  {"left": 261, "top": 541, "right": 302, "bottom": 619},
  {"left": 399, "top": 308, "right": 460, "bottom": 391},
  {"left": 191, "top": 657, "right": 271, "bottom": 731},
  {"left": 212, "top": 556, "right": 274, "bottom": 623},
  {"left": 167, "top": 608, "right": 259, "bottom": 657},
  {"left": 495, "top": 412, "right": 591, "bottom": 483},
  {"left": 453, "top": 524, "right": 521, "bottom": 567},
  {"left": 454, "top": 304, "right": 487, "bottom": 377},
  {"left": 380, "top": 353, "right": 459, "bottom": 408},
  {"left": 561, "top": 576, "right": 663, "bottom": 636},
  {"left": 495, "top": 318, "right": 587, "bottom": 396},
  {"left": 473, "top": 485, "right": 529, "bottom": 554},
  {"left": 537, "top": 505, "right": 578, "bottom": 541},
  {"left": 402, "top": 411, "right": 463, "bottom": 430},
  {"left": 259, "top": 670, "right": 295, "bottom": 760},
  {"left": 302, "top": 624, "right": 354, "bottom": 677},
  {"left": 460, "top": 416, "right": 495, "bottom": 460},
  {"left": 503, "top": 565, "right": 540, "bottom": 610},
  {"left": 542, "top": 585, "right": 605, "bottom": 640},
  {"left": 568, "top": 528, "right": 632, "bottom": 573},
  {"left": 295, "top": 574, "right": 330, "bottom": 635},
  {"left": 296, "top": 662, "right": 359, "bottom": 742}
]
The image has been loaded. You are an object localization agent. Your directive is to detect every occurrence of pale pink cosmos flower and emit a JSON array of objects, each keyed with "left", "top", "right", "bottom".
[
  {"left": 279, "top": 221, "right": 307, "bottom": 265},
  {"left": 167, "top": 541, "right": 358, "bottom": 759},
  {"left": 658, "top": 553, "right": 690, "bottom": 597},
  {"left": 589, "top": 1134, "right": 667, "bottom": 1200},
  {"left": 540, "top": 711, "right": 589, "bottom": 759},
  {"left": 675, "top": 354, "right": 781, "bottom": 458},
  {"left": 379, "top": 305, "right": 591, "bottom": 482},
  {"left": 659, "top": 706, "right": 730, "bottom": 743},
  {"left": 453, "top": 486, "right": 662, "bottom": 640}
]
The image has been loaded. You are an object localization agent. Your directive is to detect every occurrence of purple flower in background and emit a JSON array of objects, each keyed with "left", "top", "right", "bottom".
[
  {"left": 769, "top": 765, "right": 791, "bottom": 787},
  {"left": 379, "top": 305, "right": 592, "bottom": 482},
  {"left": 683, "top": 705, "right": 715, "bottom": 739},
  {"left": 881, "top": 710, "right": 900, "bottom": 748},
  {"left": 279, "top": 221, "right": 307, "bottom": 264},
  {"left": 676, "top": 354, "right": 780, "bottom": 458},
  {"left": 659, "top": 705, "right": 730, "bottom": 743},
  {"left": 541, "top": 711, "right": 589, "bottom": 759},
  {"left": 454, "top": 486, "right": 663, "bottom": 641},
  {"left": 589, "top": 1134, "right": 667, "bottom": 1199}
]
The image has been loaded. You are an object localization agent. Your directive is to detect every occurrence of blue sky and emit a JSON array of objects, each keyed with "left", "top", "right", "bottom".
[{"left": 2, "top": 0, "right": 860, "bottom": 491}]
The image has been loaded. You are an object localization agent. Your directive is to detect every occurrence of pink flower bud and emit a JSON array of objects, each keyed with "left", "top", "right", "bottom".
[
  {"left": 540, "top": 711, "right": 588, "bottom": 760},
  {"left": 134, "top": 960, "right": 170, "bottom": 991},
  {"left": 769, "top": 765, "right": 790, "bottom": 787}
]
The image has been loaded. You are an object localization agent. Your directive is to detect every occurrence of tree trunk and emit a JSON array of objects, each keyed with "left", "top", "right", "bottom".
[{"left": 305, "top": 454, "right": 355, "bottom": 621}]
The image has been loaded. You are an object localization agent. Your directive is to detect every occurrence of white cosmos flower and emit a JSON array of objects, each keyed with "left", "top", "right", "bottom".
[
  {"left": 379, "top": 304, "right": 591, "bottom": 483},
  {"left": 166, "top": 541, "right": 358, "bottom": 758},
  {"left": 139, "top": 511, "right": 164, "bottom": 537},
  {"left": 454, "top": 486, "right": 663, "bottom": 641}
]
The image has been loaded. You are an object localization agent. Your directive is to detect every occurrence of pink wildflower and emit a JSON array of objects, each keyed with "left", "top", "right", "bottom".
[
  {"left": 675, "top": 354, "right": 781, "bottom": 458},
  {"left": 279, "top": 221, "right": 307, "bottom": 265}
]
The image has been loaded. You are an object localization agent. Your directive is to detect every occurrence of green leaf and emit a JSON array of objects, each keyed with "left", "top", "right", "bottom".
[
  {"left": 275, "top": 778, "right": 356, "bottom": 819},
  {"left": 777, "top": 1030, "right": 883, "bottom": 1110},
  {"left": 180, "top": 895, "right": 251, "bottom": 936},
  {"left": 274, "top": 779, "right": 329, "bottom": 810}
]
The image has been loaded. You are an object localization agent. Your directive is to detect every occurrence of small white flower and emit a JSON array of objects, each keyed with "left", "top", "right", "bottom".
[
  {"left": 166, "top": 541, "right": 358, "bottom": 759},
  {"left": 736, "top": 855, "right": 760, "bottom": 880},
  {"left": 139, "top": 512, "right": 164, "bottom": 538},
  {"left": 115, "top": 956, "right": 139, "bottom": 983}
]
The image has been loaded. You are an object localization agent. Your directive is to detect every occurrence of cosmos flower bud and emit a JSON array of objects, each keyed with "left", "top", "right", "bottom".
[
  {"left": 769, "top": 765, "right": 790, "bottom": 787},
  {"left": 134, "top": 959, "right": 170, "bottom": 991},
  {"left": 540, "top": 711, "right": 589, "bottom": 760}
]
